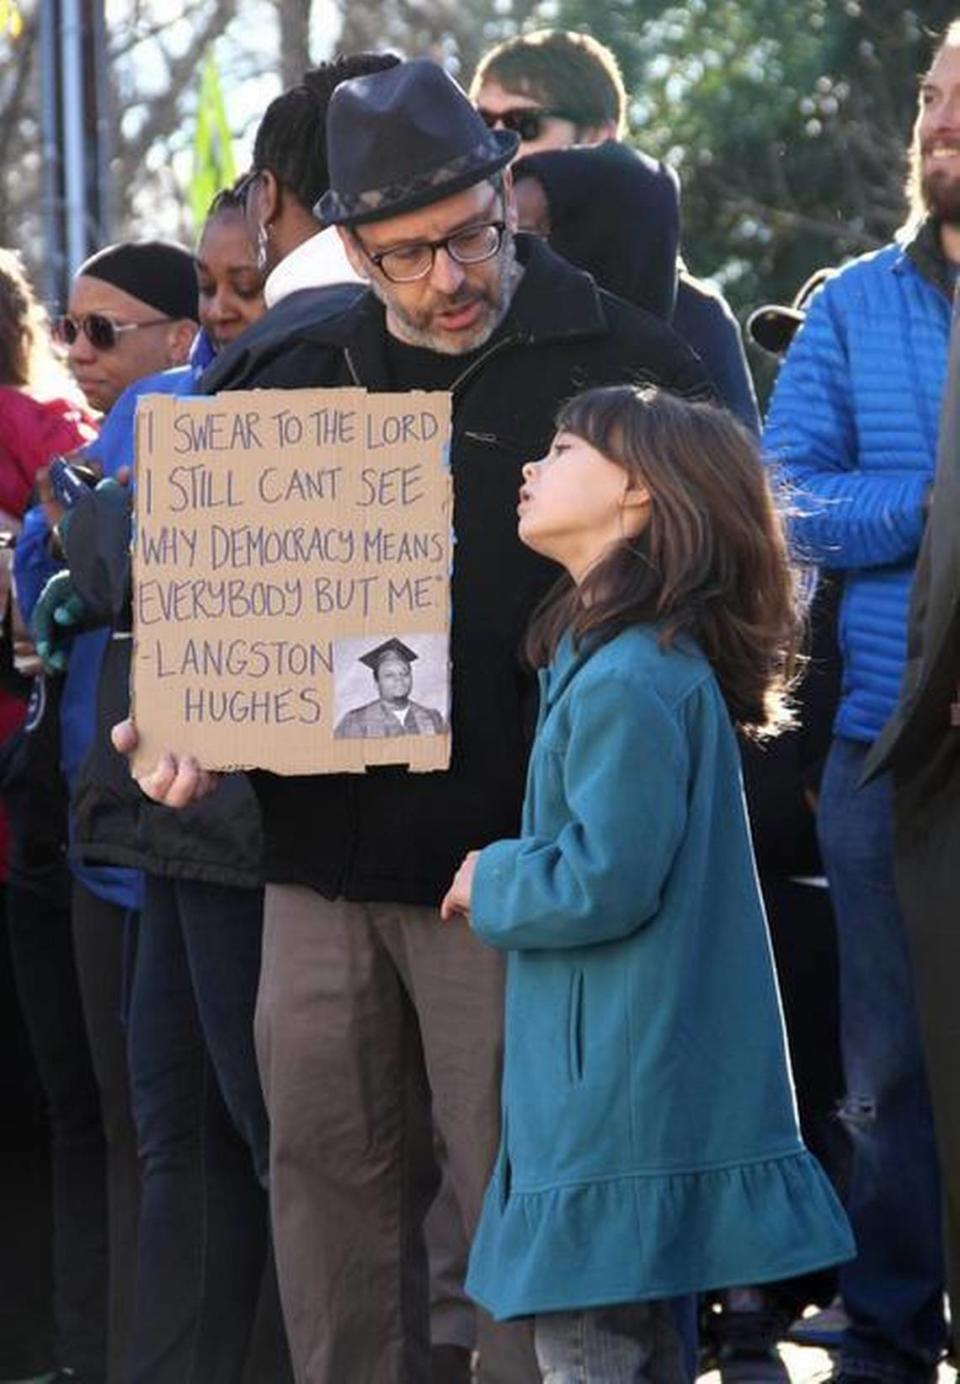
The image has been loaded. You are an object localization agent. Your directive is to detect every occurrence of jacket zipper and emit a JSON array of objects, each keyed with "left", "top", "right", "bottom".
[
  {"left": 450, "top": 331, "right": 526, "bottom": 398},
  {"left": 344, "top": 347, "right": 362, "bottom": 386}
]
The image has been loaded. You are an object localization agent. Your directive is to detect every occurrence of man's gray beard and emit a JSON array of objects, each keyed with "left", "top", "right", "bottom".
[{"left": 375, "top": 234, "right": 522, "bottom": 356}]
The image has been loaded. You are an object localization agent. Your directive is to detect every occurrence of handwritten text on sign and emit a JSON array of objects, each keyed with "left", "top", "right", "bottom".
[{"left": 131, "top": 388, "right": 453, "bottom": 776}]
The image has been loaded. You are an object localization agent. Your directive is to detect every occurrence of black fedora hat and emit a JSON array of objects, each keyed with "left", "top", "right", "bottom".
[{"left": 316, "top": 58, "right": 519, "bottom": 227}]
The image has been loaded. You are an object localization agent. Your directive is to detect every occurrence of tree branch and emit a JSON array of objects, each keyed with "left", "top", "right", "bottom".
[
  {"left": 725, "top": 195, "right": 884, "bottom": 253},
  {"left": 0, "top": 20, "right": 37, "bottom": 184},
  {"left": 116, "top": 0, "right": 239, "bottom": 177}
]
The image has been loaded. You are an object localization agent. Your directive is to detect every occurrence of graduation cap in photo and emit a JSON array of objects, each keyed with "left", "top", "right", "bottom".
[{"left": 359, "top": 637, "right": 419, "bottom": 671}]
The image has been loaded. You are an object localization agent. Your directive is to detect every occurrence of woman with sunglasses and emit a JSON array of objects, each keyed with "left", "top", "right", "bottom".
[{"left": 50, "top": 245, "right": 198, "bottom": 422}]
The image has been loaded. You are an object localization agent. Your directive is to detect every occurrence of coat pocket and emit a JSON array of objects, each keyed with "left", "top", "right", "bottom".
[{"left": 566, "top": 969, "right": 584, "bottom": 1084}]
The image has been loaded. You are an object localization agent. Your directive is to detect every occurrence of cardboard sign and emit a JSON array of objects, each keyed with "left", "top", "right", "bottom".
[{"left": 131, "top": 388, "right": 453, "bottom": 775}]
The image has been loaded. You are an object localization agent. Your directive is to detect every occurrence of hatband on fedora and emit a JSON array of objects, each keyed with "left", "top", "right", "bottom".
[{"left": 316, "top": 58, "right": 519, "bottom": 227}]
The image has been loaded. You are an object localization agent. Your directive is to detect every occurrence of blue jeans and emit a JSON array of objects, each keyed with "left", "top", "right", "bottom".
[
  {"left": 818, "top": 737, "right": 946, "bottom": 1382},
  {"left": 534, "top": 1303, "right": 687, "bottom": 1383},
  {"left": 126, "top": 875, "right": 273, "bottom": 1384}
]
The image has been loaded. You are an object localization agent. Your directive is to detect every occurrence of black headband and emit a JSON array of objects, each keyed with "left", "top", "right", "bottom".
[{"left": 77, "top": 240, "right": 199, "bottom": 323}]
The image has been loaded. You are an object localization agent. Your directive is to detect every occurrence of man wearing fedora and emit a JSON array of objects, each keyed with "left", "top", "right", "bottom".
[{"left": 119, "top": 57, "right": 706, "bottom": 1384}]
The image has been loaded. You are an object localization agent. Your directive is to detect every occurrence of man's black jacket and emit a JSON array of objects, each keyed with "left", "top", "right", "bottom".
[
  {"left": 199, "top": 282, "right": 364, "bottom": 394},
  {"left": 246, "top": 236, "right": 708, "bottom": 904}
]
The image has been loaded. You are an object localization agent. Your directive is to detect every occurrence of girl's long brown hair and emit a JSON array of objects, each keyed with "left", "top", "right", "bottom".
[
  {"left": 0, "top": 248, "right": 50, "bottom": 389},
  {"left": 524, "top": 385, "right": 804, "bottom": 739},
  {"left": 1, "top": 250, "right": 95, "bottom": 403}
]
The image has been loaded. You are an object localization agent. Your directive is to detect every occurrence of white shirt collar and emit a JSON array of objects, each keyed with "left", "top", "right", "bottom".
[{"left": 263, "top": 228, "right": 362, "bottom": 309}]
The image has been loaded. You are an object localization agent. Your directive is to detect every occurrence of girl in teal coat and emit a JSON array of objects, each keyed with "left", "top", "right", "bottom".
[{"left": 442, "top": 385, "right": 853, "bottom": 1381}]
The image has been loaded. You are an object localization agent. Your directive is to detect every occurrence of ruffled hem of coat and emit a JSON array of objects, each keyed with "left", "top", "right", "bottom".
[{"left": 465, "top": 1147, "right": 854, "bottom": 1321}]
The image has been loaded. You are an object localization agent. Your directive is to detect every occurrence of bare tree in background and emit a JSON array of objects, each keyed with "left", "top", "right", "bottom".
[
  {"left": 110, "top": 0, "right": 282, "bottom": 241},
  {"left": 0, "top": 9, "right": 40, "bottom": 253},
  {"left": 334, "top": 0, "right": 541, "bottom": 82},
  {"left": 2, "top": 0, "right": 530, "bottom": 288},
  {"left": 278, "top": 0, "right": 310, "bottom": 89},
  {"left": 2, "top": 0, "right": 280, "bottom": 285}
]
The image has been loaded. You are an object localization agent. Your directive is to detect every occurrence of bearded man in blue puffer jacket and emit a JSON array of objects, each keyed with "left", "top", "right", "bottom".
[{"left": 761, "top": 26, "right": 960, "bottom": 1384}]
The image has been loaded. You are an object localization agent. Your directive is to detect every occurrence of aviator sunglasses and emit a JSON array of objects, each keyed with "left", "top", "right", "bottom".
[
  {"left": 477, "top": 105, "right": 584, "bottom": 143},
  {"left": 53, "top": 312, "right": 172, "bottom": 351}
]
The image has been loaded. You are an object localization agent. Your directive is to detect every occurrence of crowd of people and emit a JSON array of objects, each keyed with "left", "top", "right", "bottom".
[{"left": 1, "top": 19, "right": 959, "bottom": 1384}]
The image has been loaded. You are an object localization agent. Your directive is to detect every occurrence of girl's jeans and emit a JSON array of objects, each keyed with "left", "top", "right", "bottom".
[{"left": 534, "top": 1302, "right": 687, "bottom": 1383}]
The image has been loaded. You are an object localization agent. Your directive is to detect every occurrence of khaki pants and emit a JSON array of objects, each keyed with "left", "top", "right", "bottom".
[{"left": 255, "top": 885, "right": 536, "bottom": 1384}]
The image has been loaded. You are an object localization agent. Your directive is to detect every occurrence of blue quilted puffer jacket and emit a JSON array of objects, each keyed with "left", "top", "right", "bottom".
[{"left": 763, "top": 241, "right": 949, "bottom": 744}]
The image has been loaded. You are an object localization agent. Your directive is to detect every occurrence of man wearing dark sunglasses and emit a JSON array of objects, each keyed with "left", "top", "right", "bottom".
[
  {"left": 58, "top": 240, "right": 198, "bottom": 414},
  {"left": 470, "top": 28, "right": 761, "bottom": 440},
  {"left": 470, "top": 29, "right": 624, "bottom": 156}
]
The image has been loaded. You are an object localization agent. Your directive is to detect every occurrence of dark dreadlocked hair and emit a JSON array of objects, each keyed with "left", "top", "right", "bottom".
[{"left": 252, "top": 53, "right": 401, "bottom": 214}]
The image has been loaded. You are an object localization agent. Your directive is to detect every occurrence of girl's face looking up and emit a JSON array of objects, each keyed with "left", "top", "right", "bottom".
[{"left": 518, "top": 429, "right": 649, "bottom": 582}]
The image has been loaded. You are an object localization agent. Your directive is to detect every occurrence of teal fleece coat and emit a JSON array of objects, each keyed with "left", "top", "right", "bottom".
[{"left": 465, "top": 626, "right": 853, "bottom": 1320}]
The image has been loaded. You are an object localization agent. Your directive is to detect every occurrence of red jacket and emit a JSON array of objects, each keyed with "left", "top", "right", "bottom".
[{"left": 0, "top": 387, "right": 96, "bottom": 877}]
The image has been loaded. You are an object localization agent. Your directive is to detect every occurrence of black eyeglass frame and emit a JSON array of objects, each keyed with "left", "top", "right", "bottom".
[
  {"left": 233, "top": 168, "right": 262, "bottom": 205},
  {"left": 358, "top": 219, "right": 509, "bottom": 284},
  {"left": 53, "top": 312, "right": 173, "bottom": 351}
]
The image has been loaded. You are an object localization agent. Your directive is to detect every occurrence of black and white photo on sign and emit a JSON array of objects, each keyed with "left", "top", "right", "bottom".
[{"left": 333, "top": 633, "right": 449, "bottom": 740}]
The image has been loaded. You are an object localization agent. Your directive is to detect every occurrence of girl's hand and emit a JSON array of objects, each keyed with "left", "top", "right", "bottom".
[{"left": 440, "top": 851, "right": 479, "bottom": 922}]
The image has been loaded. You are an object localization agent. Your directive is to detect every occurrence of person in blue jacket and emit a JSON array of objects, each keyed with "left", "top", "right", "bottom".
[
  {"left": 441, "top": 383, "right": 853, "bottom": 1381},
  {"left": 761, "top": 27, "right": 960, "bottom": 1383}
]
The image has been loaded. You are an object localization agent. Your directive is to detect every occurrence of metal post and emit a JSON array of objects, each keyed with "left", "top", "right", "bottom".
[
  {"left": 89, "top": 0, "right": 112, "bottom": 244},
  {"left": 59, "top": 0, "right": 88, "bottom": 277},
  {"left": 39, "top": 0, "right": 66, "bottom": 308}
]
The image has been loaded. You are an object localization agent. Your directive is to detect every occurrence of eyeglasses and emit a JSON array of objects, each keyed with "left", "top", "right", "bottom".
[
  {"left": 360, "top": 220, "right": 508, "bottom": 284},
  {"left": 53, "top": 313, "right": 172, "bottom": 351},
  {"left": 233, "top": 168, "right": 261, "bottom": 205},
  {"left": 477, "top": 106, "right": 582, "bottom": 143}
]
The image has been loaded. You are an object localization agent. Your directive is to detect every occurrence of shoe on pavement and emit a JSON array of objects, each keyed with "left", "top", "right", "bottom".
[{"left": 787, "top": 1297, "right": 850, "bottom": 1350}]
